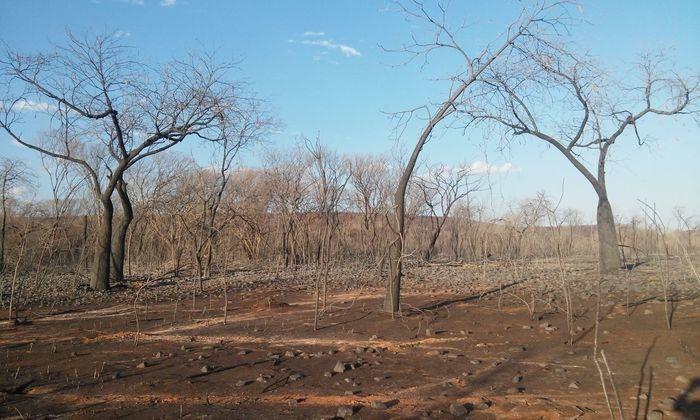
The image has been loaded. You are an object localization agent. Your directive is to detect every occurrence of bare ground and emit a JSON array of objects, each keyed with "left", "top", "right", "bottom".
[{"left": 1, "top": 259, "right": 699, "bottom": 419}]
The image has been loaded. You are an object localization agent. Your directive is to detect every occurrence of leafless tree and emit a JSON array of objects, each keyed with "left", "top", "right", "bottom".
[
  {"left": 265, "top": 147, "right": 311, "bottom": 268},
  {"left": 383, "top": 0, "right": 573, "bottom": 314},
  {"left": 0, "top": 158, "right": 33, "bottom": 272},
  {"left": 305, "top": 136, "right": 351, "bottom": 329},
  {"left": 0, "top": 33, "right": 239, "bottom": 289},
  {"left": 348, "top": 154, "right": 391, "bottom": 263},
  {"left": 189, "top": 98, "right": 274, "bottom": 283},
  {"left": 673, "top": 207, "right": 696, "bottom": 251},
  {"left": 415, "top": 163, "right": 482, "bottom": 261},
  {"left": 467, "top": 47, "right": 699, "bottom": 272}
]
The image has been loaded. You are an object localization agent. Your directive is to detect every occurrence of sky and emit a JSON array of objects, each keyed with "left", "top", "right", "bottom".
[{"left": 0, "top": 0, "right": 698, "bottom": 224}]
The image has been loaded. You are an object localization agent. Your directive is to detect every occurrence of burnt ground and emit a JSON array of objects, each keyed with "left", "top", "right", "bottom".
[{"left": 1, "top": 259, "right": 699, "bottom": 419}]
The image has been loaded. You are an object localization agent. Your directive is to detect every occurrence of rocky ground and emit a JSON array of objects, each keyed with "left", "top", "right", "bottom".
[{"left": 1, "top": 257, "right": 699, "bottom": 418}]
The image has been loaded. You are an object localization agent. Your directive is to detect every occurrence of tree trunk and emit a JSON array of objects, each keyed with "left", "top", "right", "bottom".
[
  {"left": 91, "top": 197, "right": 113, "bottom": 290},
  {"left": 112, "top": 179, "right": 134, "bottom": 283},
  {"left": 597, "top": 196, "right": 620, "bottom": 273},
  {"left": 0, "top": 195, "right": 6, "bottom": 273},
  {"left": 384, "top": 237, "right": 402, "bottom": 313},
  {"left": 425, "top": 221, "right": 444, "bottom": 261},
  {"left": 385, "top": 168, "right": 410, "bottom": 314}
]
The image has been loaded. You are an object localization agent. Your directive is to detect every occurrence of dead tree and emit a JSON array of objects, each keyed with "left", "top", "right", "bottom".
[
  {"left": 306, "top": 136, "right": 351, "bottom": 329},
  {"left": 0, "top": 158, "right": 33, "bottom": 272},
  {"left": 468, "top": 48, "right": 698, "bottom": 272},
  {"left": 265, "top": 147, "right": 311, "bottom": 268},
  {"left": 673, "top": 207, "right": 695, "bottom": 251},
  {"left": 0, "top": 33, "right": 238, "bottom": 289},
  {"left": 199, "top": 99, "right": 273, "bottom": 280},
  {"left": 415, "top": 163, "right": 482, "bottom": 261},
  {"left": 348, "top": 154, "right": 390, "bottom": 263},
  {"left": 383, "top": 1, "right": 572, "bottom": 314}
]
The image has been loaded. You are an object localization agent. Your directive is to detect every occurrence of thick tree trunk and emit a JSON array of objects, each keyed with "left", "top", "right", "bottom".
[
  {"left": 596, "top": 196, "right": 620, "bottom": 273},
  {"left": 385, "top": 174, "right": 408, "bottom": 314},
  {"left": 91, "top": 197, "right": 113, "bottom": 290},
  {"left": 112, "top": 179, "right": 133, "bottom": 283},
  {"left": 384, "top": 236, "right": 402, "bottom": 313}
]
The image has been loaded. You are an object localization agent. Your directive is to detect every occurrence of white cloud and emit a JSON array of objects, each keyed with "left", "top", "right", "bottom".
[
  {"left": 469, "top": 161, "right": 516, "bottom": 174},
  {"left": 114, "top": 29, "right": 131, "bottom": 38},
  {"left": 338, "top": 44, "right": 361, "bottom": 57},
  {"left": 160, "top": 0, "right": 176, "bottom": 6},
  {"left": 289, "top": 38, "right": 361, "bottom": 57},
  {"left": 303, "top": 31, "right": 325, "bottom": 37},
  {"left": 0, "top": 99, "right": 56, "bottom": 113},
  {"left": 9, "top": 185, "right": 30, "bottom": 197}
]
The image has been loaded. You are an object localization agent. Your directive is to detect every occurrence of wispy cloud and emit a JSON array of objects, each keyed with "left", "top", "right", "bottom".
[
  {"left": 160, "top": 0, "right": 176, "bottom": 6},
  {"left": 0, "top": 99, "right": 56, "bottom": 113},
  {"left": 114, "top": 29, "right": 131, "bottom": 38},
  {"left": 303, "top": 31, "right": 325, "bottom": 37},
  {"left": 288, "top": 35, "right": 361, "bottom": 58},
  {"left": 469, "top": 161, "right": 516, "bottom": 175}
]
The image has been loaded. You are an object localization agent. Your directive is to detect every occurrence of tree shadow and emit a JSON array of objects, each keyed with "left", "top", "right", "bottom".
[
  {"left": 416, "top": 279, "right": 525, "bottom": 312},
  {"left": 314, "top": 310, "right": 374, "bottom": 331},
  {"left": 571, "top": 302, "right": 617, "bottom": 345},
  {"left": 623, "top": 261, "right": 646, "bottom": 271},
  {"left": 633, "top": 336, "right": 657, "bottom": 420},
  {"left": 674, "top": 378, "right": 700, "bottom": 419}
]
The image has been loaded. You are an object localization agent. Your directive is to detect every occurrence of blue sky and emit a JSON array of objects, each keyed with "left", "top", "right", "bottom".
[{"left": 1, "top": 0, "right": 698, "bottom": 223}]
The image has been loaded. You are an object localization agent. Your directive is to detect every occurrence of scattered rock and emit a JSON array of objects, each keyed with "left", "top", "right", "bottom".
[
  {"left": 324, "top": 371, "right": 333, "bottom": 378},
  {"left": 475, "top": 400, "right": 491, "bottom": 410},
  {"left": 235, "top": 380, "right": 251, "bottom": 387},
  {"left": 449, "top": 403, "right": 470, "bottom": 417},
  {"left": 200, "top": 365, "right": 213, "bottom": 373},
  {"left": 237, "top": 349, "right": 250, "bottom": 355},
  {"left": 333, "top": 361, "right": 348, "bottom": 373},
  {"left": 136, "top": 361, "right": 148, "bottom": 369},
  {"left": 289, "top": 373, "right": 305, "bottom": 381},
  {"left": 644, "top": 309, "right": 653, "bottom": 315},
  {"left": 658, "top": 397, "right": 676, "bottom": 411},
  {"left": 675, "top": 375, "right": 689, "bottom": 384},
  {"left": 336, "top": 405, "right": 356, "bottom": 418},
  {"left": 344, "top": 390, "right": 360, "bottom": 396},
  {"left": 371, "top": 400, "right": 388, "bottom": 409},
  {"left": 568, "top": 381, "right": 580, "bottom": 389},
  {"left": 647, "top": 410, "right": 664, "bottom": 420},
  {"left": 512, "top": 375, "right": 523, "bottom": 384},
  {"left": 111, "top": 371, "right": 121, "bottom": 380}
]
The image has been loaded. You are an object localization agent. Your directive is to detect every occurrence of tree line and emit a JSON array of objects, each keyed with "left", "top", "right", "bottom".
[{"left": 1, "top": 2, "right": 698, "bottom": 316}]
